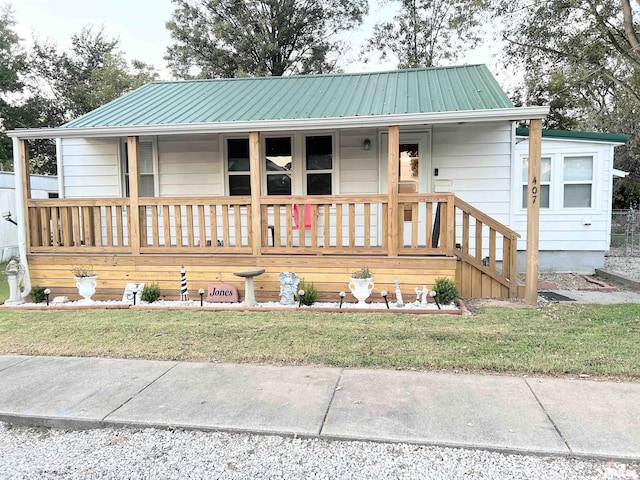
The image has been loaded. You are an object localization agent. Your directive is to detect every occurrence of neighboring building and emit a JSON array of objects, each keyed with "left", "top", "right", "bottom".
[
  {"left": 9, "top": 65, "right": 613, "bottom": 301},
  {"left": 514, "top": 129, "right": 628, "bottom": 273},
  {"left": 0, "top": 172, "right": 58, "bottom": 262}
]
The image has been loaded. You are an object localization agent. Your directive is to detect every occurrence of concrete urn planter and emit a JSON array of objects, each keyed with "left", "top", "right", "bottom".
[
  {"left": 348, "top": 277, "right": 374, "bottom": 306},
  {"left": 75, "top": 275, "right": 98, "bottom": 304}
]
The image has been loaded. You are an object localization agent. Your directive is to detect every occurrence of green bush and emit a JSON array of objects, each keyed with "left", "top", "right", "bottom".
[
  {"left": 432, "top": 277, "right": 459, "bottom": 305},
  {"left": 29, "top": 286, "right": 47, "bottom": 304},
  {"left": 141, "top": 283, "right": 161, "bottom": 303},
  {"left": 297, "top": 280, "right": 318, "bottom": 306}
]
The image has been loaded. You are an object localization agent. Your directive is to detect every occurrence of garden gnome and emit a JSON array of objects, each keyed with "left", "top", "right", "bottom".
[
  {"left": 279, "top": 272, "right": 300, "bottom": 305},
  {"left": 414, "top": 285, "right": 428, "bottom": 307},
  {"left": 4, "top": 257, "right": 25, "bottom": 305}
]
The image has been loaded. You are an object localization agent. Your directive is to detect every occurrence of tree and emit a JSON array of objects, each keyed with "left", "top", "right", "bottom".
[
  {"left": 362, "top": 0, "right": 488, "bottom": 68},
  {"left": 0, "top": 5, "right": 27, "bottom": 171},
  {"left": 496, "top": 0, "right": 640, "bottom": 108},
  {"left": 165, "top": 0, "right": 368, "bottom": 78},
  {"left": 20, "top": 27, "right": 159, "bottom": 174},
  {"left": 494, "top": 0, "right": 640, "bottom": 208},
  {"left": 28, "top": 27, "right": 159, "bottom": 122}
]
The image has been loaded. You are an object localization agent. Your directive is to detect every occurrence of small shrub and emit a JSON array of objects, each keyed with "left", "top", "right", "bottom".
[
  {"left": 71, "top": 265, "right": 95, "bottom": 277},
  {"left": 30, "top": 286, "right": 47, "bottom": 304},
  {"left": 297, "top": 280, "right": 318, "bottom": 306},
  {"left": 141, "top": 283, "right": 161, "bottom": 303},
  {"left": 351, "top": 266, "right": 373, "bottom": 279},
  {"left": 432, "top": 277, "right": 459, "bottom": 305}
]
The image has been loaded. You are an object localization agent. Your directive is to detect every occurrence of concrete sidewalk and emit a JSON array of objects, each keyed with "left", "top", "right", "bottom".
[{"left": 0, "top": 356, "right": 638, "bottom": 462}]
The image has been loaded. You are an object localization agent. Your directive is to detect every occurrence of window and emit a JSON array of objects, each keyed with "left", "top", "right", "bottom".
[
  {"left": 522, "top": 157, "right": 551, "bottom": 208},
  {"left": 227, "top": 138, "right": 251, "bottom": 196},
  {"left": 265, "top": 137, "right": 292, "bottom": 195},
  {"left": 305, "top": 135, "right": 332, "bottom": 195},
  {"left": 563, "top": 156, "right": 593, "bottom": 208},
  {"left": 123, "top": 141, "right": 155, "bottom": 197}
]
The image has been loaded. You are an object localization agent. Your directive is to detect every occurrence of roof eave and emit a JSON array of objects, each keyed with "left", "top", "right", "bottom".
[
  {"left": 8, "top": 106, "right": 549, "bottom": 139},
  {"left": 516, "top": 127, "right": 629, "bottom": 145}
]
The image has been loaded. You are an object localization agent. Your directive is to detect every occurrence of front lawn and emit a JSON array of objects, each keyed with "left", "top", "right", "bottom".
[
  {"left": 0, "top": 303, "right": 638, "bottom": 378},
  {"left": 0, "top": 263, "right": 7, "bottom": 303}
]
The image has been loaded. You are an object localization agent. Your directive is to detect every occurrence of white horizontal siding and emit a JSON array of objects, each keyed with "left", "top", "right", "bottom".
[
  {"left": 431, "top": 123, "right": 513, "bottom": 261},
  {"left": 513, "top": 138, "right": 616, "bottom": 252},
  {"left": 433, "top": 122, "right": 512, "bottom": 227},
  {"left": 61, "top": 138, "right": 120, "bottom": 197},
  {"left": 339, "top": 129, "right": 378, "bottom": 194},
  {"left": 158, "top": 135, "right": 221, "bottom": 196}
]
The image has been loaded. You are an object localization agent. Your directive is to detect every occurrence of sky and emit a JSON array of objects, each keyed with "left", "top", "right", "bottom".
[{"left": 11, "top": 0, "right": 503, "bottom": 82}]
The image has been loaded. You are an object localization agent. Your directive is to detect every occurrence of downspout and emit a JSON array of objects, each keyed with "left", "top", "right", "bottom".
[
  {"left": 12, "top": 137, "right": 31, "bottom": 299},
  {"left": 56, "top": 138, "right": 65, "bottom": 198}
]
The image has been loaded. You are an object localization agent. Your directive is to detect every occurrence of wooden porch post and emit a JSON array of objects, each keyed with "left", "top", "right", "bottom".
[
  {"left": 525, "top": 119, "right": 542, "bottom": 305},
  {"left": 387, "top": 126, "right": 400, "bottom": 256},
  {"left": 249, "top": 131, "right": 262, "bottom": 255},
  {"left": 127, "top": 136, "right": 141, "bottom": 255},
  {"left": 18, "top": 139, "right": 31, "bottom": 253}
]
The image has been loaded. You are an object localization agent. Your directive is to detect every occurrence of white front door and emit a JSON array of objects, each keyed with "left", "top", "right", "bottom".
[{"left": 379, "top": 131, "right": 432, "bottom": 247}]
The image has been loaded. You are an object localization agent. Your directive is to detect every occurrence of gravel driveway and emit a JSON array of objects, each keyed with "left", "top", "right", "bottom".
[{"left": 1, "top": 424, "right": 638, "bottom": 480}]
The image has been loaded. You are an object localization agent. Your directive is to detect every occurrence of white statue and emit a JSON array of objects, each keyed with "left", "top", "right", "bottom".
[
  {"left": 4, "top": 257, "right": 25, "bottom": 305},
  {"left": 394, "top": 278, "right": 404, "bottom": 307},
  {"left": 414, "top": 285, "right": 428, "bottom": 306},
  {"left": 279, "top": 272, "right": 300, "bottom": 305}
]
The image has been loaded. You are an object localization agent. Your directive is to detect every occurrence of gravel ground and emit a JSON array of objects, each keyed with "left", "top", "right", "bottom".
[
  {"left": 604, "top": 256, "right": 640, "bottom": 281},
  {"left": 1, "top": 424, "right": 638, "bottom": 480}
]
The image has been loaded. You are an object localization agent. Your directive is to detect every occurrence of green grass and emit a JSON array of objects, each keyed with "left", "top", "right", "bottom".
[
  {"left": 0, "top": 303, "right": 639, "bottom": 378},
  {"left": 0, "top": 263, "right": 7, "bottom": 303}
]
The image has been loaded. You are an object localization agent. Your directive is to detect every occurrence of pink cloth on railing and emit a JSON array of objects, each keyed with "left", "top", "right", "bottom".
[{"left": 293, "top": 204, "right": 316, "bottom": 229}]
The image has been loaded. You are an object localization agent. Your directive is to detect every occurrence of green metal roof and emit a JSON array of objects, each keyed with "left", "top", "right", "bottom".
[
  {"left": 63, "top": 65, "right": 514, "bottom": 129},
  {"left": 516, "top": 128, "right": 629, "bottom": 144}
]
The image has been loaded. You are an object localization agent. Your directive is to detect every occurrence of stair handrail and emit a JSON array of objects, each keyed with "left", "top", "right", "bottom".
[
  {"left": 453, "top": 196, "right": 520, "bottom": 298},
  {"left": 453, "top": 196, "right": 520, "bottom": 240}
]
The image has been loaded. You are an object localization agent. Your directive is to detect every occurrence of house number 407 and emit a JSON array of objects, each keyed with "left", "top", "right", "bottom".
[{"left": 530, "top": 176, "right": 537, "bottom": 204}]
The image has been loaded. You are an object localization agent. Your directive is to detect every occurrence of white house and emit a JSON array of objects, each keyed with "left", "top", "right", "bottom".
[
  {"left": 7, "top": 65, "right": 612, "bottom": 302},
  {"left": 514, "top": 129, "right": 628, "bottom": 272},
  {"left": 0, "top": 172, "right": 58, "bottom": 262}
]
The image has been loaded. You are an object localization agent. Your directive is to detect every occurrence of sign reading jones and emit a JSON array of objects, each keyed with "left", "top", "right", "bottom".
[{"left": 207, "top": 283, "right": 239, "bottom": 303}]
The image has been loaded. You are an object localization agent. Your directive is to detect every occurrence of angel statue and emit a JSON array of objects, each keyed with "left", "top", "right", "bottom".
[{"left": 279, "top": 272, "right": 300, "bottom": 305}]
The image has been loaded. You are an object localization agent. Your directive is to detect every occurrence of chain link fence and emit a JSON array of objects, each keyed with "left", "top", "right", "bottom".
[{"left": 610, "top": 208, "right": 640, "bottom": 256}]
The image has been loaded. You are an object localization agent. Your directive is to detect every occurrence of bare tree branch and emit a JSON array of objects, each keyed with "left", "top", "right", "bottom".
[{"left": 622, "top": 0, "right": 640, "bottom": 53}]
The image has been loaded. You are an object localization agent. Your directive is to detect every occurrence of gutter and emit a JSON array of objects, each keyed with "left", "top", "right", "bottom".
[
  {"left": 7, "top": 106, "right": 551, "bottom": 140},
  {"left": 11, "top": 137, "right": 31, "bottom": 300}
]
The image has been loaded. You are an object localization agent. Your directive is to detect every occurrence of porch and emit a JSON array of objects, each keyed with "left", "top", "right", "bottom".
[{"left": 24, "top": 191, "right": 519, "bottom": 300}]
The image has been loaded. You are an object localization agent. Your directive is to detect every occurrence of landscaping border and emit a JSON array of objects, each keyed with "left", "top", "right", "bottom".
[{"left": 0, "top": 303, "right": 461, "bottom": 315}]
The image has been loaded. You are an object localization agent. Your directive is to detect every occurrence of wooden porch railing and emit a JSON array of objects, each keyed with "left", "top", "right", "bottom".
[
  {"left": 27, "top": 198, "right": 131, "bottom": 253},
  {"left": 137, "top": 197, "right": 252, "bottom": 254},
  {"left": 26, "top": 196, "right": 255, "bottom": 254},
  {"left": 453, "top": 197, "right": 520, "bottom": 297},
  {"left": 397, "top": 193, "right": 454, "bottom": 255},
  {"left": 259, "top": 195, "right": 390, "bottom": 255},
  {"left": 26, "top": 194, "right": 516, "bottom": 280}
]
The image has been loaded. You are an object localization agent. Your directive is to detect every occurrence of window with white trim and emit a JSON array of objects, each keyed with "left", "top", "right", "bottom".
[
  {"left": 521, "top": 156, "right": 551, "bottom": 208},
  {"left": 305, "top": 135, "right": 333, "bottom": 195},
  {"left": 227, "top": 138, "right": 251, "bottom": 196},
  {"left": 563, "top": 155, "right": 593, "bottom": 208},
  {"left": 265, "top": 136, "right": 292, "bottom": 195},
  {"left": 123, "top": 140, "right": 155, "bottom": 197}
]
